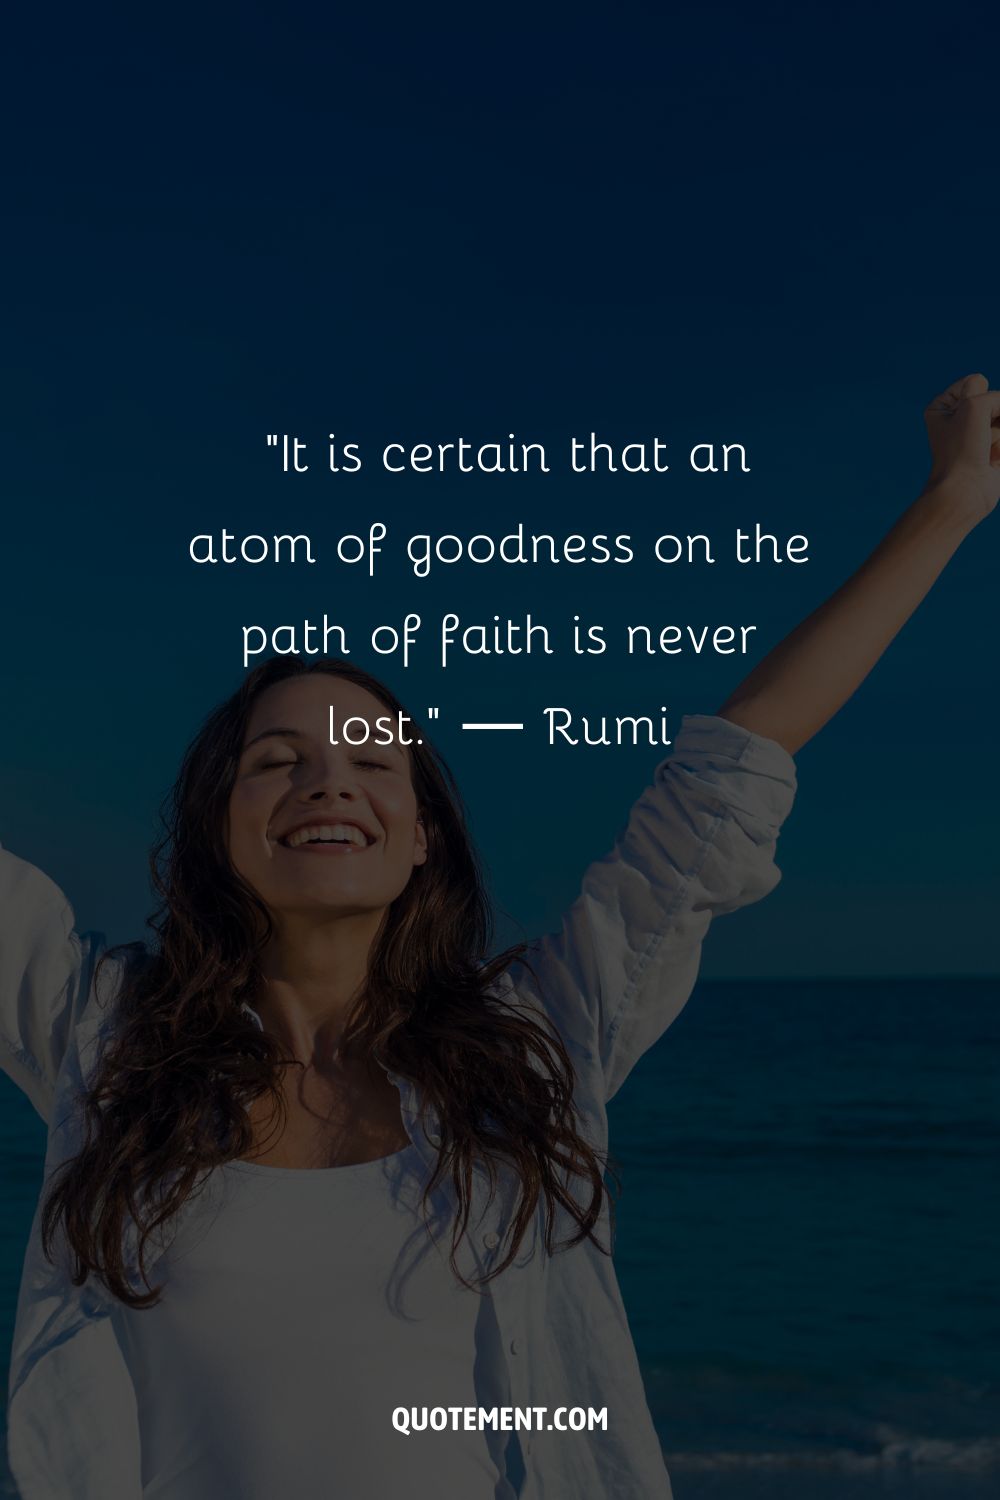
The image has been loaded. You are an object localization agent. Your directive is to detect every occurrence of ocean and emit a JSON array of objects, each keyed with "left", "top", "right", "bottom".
[{"left": 1, "top": 976, "right": 997, "bottom": 1497}]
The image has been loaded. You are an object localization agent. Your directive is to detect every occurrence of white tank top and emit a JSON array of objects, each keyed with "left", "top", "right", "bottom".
[{"left": 111, "top": 1144, "right": 516, "bottom": 1499}]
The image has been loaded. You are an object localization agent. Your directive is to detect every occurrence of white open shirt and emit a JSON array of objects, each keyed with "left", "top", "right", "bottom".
[{"left": 0, "top": 713, "right": 797, "bottom": 1499}]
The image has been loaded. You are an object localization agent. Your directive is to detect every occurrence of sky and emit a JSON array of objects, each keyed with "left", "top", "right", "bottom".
[{"left": 2, "top": 2, "right": 997, "bottom": 976}]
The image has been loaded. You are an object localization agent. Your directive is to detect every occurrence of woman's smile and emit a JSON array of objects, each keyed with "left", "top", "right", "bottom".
[{"left": 277, "top": 821, "right": 378, "bottom": 853}]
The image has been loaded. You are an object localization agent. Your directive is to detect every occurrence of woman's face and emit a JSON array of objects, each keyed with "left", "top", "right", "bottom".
[{"left": 227, "top": 674, "right": 428, "bottom": 921}]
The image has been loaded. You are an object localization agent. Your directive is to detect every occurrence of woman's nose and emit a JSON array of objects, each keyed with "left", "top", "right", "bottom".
[
  {"left": 298, "top": 757, "right": 361, "bottom": 803},
  {"left": 306, "top": 783, "right": 356, "bottom": 802}
]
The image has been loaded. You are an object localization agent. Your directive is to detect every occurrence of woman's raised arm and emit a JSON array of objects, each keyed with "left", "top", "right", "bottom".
[
  {"left": 718, "top": 374, "right": 1000, "bottom": 754},
  {"left": 509, "top": 375, "right": 996, "bottom": 1104}
]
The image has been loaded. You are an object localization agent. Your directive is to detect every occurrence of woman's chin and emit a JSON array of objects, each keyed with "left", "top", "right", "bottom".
[{"left": 269, "top": 886, "right": 397, "bottom": 922}]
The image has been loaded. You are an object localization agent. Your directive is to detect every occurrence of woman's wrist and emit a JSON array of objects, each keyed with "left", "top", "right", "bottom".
[{"left": 916, "top": 476, "right": 995, "bottom": 535}]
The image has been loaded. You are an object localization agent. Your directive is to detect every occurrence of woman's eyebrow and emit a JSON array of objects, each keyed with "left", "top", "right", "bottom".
[
  {"left": 242, "top": 727, "right": 305, "bottom": 750},
  {"left": 241, "top": 726, "right": 409, "bottom": 758}
]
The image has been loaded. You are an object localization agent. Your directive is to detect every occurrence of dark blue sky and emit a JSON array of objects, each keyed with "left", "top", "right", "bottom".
[{"left": 2, "top": 3, "right": 997, "bottom": 974}]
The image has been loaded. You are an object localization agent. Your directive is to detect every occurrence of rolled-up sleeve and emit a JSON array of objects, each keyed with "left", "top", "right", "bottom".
[
  {"left": 510, "top": 714, "right": 798, "bottom": 1102},
  {"left": 0, "top": 845, "right": 99, "bottom": 1123}
]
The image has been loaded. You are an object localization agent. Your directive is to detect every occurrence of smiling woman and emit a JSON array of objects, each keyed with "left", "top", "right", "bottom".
[{"left": 5, "top": 651, "right": 798, "bottom": 1500}]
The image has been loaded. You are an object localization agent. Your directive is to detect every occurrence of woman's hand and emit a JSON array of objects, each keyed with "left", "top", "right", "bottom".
[{"left": 922, "top": 372, "right": 1000, "bottom": 523}]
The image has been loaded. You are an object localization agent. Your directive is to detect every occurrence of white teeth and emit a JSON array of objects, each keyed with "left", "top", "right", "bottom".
[{"left": 284, "top": 824, "right": 369, "bottom": 848}]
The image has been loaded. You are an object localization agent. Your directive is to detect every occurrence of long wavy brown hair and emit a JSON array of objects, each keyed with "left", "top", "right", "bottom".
[{"left": 42, "top": 656, "right": 616, "bottom": 1307}]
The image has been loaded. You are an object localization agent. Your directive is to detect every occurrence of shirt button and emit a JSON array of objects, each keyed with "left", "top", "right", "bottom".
[
  {"left": 509, "top": 1338, "right": 522, "bottom": 1355},
  {"left": 483, "top": 1231, "right": 500, "bottom": 1249}
]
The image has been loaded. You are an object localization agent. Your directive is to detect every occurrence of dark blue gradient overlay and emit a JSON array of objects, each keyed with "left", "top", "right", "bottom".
[
  {"left": 2, "top": 9, "right": 998, "bottom": 1493},
  {"left": 2, "top": 3, "right": 997, "bottom": 973}
]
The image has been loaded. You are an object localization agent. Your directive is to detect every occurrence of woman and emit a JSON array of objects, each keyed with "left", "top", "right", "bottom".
[{"left": 1, "top": 375, "right": 997, "bottom": 1499}]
